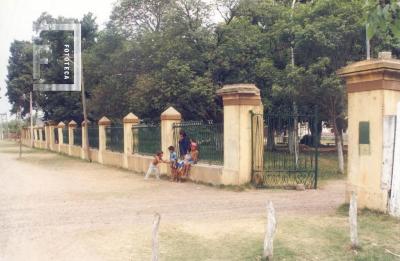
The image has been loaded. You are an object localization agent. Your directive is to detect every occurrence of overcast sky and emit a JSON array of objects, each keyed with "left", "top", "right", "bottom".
[{"left": 0, "top": 0, "right": 116, "bottom": 119}]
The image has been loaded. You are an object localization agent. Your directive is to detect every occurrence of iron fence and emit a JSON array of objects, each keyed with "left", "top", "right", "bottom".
[
  {"left": 173, "top": 121, "right": 223, "bottom": 165},
  {"left": 74, "top": 128, "right": 82, "bottom": 146},
  {"left": 106, "top": 125, "right": 124, "bottom": 152},
  {"left": 88, "top": 126, "right": 99, "bottom": 149},
  {"left": 62, "top": 128, "right": 68, "bottom": 144},
  {"left": 252, "top": 109, "right": 319, "bottom": 189},
  {"left": 54, "top": 128, "right": 59, "bottom": 144},
  {"left": 42, "top": 129, "right": 46, "bottom": 141},
  {"left": 132, "top": 124, "right": 161, "bottom": 155}
]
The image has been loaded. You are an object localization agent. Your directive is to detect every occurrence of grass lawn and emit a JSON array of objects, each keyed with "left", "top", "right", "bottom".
[{"left": 154, "top": 206, "right": 399, "bottom": 261}]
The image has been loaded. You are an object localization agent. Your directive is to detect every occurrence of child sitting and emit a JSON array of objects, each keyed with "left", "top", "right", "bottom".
[
  {"left": 168, "top": 146, "right": 178, "bottom": 181},
  {"left": 190, "top": 138, "right": 199, "bottom": 163},
  {"left": 182, "top": 153, "right": 193, "bottom": 177},
  {"left": 144, "top": 151, "right": 166, "bottom": 180}
]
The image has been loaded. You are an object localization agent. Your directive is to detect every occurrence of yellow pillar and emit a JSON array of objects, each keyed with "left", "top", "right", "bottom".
[
  {"left": 98, "top": 116, "right": 111, "bottom": 164},
  {"left": 123, "top": 113, "right": 139, "bottom": 168},
  {"left": 217, "top": 84, "right": 263, "bottom": 185},
  {"left": 338, "top": 52, "right": 400, "bottom": 212},
  {"left": 47, "top": 121, "right": 57, "bottom": 151},
  {"left": 38, "top": 127, "right": 43, "bottom": 148},
  {"left": 57, "top": 122, "right": 65, "bottom": 153},
  {"left": 161, "top": 107, "right": 182, "bottom": 175},
  {"left": 68, "top": 120, "right": 77, "bottom": 156}
]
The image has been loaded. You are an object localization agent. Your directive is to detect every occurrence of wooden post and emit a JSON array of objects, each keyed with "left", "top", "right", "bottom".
[
  {"left": 263, "top": 201, "right": 277, "bottom": 260},
  {"left": 152, "top": 213, "right": 161, "bottom": 261},
  {"left": 349, "top": 192, "right": 359, "bottom": 249}
]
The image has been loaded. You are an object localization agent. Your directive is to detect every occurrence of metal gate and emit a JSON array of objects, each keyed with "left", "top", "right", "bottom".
[{"left": 251, "top": 110, "right": 319, "bottom": 189}]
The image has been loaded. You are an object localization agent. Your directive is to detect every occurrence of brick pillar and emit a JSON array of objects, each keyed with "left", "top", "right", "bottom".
[
  {"left": 217, "top": 84, "right": 263, "bottom": 185},
  {"left": 98, "top": 116, "right": 111, "bottom": 164},
  {"left": 160, "top": 107, "right": 182, "bottom": 175},
  {"left": 68, "top": 120, "right": 77, "bottom": 156},
  {"left": 47, "top": 121, "right": 57, "bottom": 151},
  {"left": 38, "top": 127, "right": 43, "bottom": 149},
  {"left": 57, "top": 122, "right": 65, "bottom": 153},
  {"left": 338, "top": 52, "right": 400, "bottom": 214},
  {"left": 123, "top": 113, "right": 139, "bottom": 168}
]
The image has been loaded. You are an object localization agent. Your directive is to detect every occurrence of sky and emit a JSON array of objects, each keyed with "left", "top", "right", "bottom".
[{"left": 0, "top": 0, "right": 116, "bottom": 119}]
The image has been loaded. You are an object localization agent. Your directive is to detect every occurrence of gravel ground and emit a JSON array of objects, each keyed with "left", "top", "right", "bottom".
[{"left": 0, "top": 141, "right": 345, "bottom": 260}]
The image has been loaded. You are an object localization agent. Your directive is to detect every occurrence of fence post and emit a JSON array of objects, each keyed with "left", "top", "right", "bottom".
[
  {"left": 161, "top": 107, "right": 182, "bottom": 175},
  {"left": 123, "top": 113, "right": 139, "bottom": 169},
  {"left": 217, "top": 84, "right": 263, "bottom": 185},
  {"left": 98, "top": 116, "right": 111, "bottom": 164},
  {"left": 47, "top": 121, "right": 57, "bottom": 151},
  {"left": 68, "top": 120, "right": 77, "bottom": 156},
  {"left": 57, "top": 122, "right": 65, "bottom": 152},
  {"left": 81, "top": 120, "right": 90, "bottom": 160}
]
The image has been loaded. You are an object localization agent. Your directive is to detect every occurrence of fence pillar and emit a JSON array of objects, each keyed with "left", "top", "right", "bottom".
[
  {"left": 161, "top": 107, "right": 182, "bottom": 175},
  {"left": 68, "top": 120, "right": 77, "bottom": 156},
  {"left": 47, "top": 121, "right": 57, "bottom": 151},
  {"left": 57, "top": 122, "right": 65, "bottom": 153},
  {"left": 338, "top": 52, "right": 400, "bottom": 215},
  {"left": 33, "top": 127, "right": 38, "bottom": 141},
  {"left": 98, "top": 116, "right": 111, "bottom": 164},
  {"left": 123, "top": 113, "right": 139, "bottom": 168},
  {"left": 217, "top": 84, "right": 263, "bottom": 185}
]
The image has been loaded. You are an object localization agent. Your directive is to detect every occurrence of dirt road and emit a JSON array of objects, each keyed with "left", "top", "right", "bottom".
[{"left": 0, "top": 141, "right": 345, "bottom": 260}]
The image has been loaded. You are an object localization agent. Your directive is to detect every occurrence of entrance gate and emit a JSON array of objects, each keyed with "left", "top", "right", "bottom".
[{"left": 251, "top": 110, "right": 319, "bottom": 189}]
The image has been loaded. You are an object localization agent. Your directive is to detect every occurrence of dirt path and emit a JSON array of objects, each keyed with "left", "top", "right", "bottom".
[{"left": 0, "top": 141, "right": 345, "bottom": 260}]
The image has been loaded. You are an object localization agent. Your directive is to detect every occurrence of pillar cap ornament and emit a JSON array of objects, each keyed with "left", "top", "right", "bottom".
[
  {"left": 338, "top": 52, "right": 400, "bottom": 93},
  {"left": 68, "top": 120, "right": 77, "bottom": 127},
  {"left": 57, "top": 122, "right": 66, "bottom": 128},
  {"left": 98, "top": 116, "right": 112, "bottom": 126},
  {"left": 217, "top": 84, "right": 261, "bottom": 106},
  {"left": 123, "top": 113, "right": 139, "bottom": 123},
  {"left": 161, "top": 106, "right": 182, "bottom": 121},
  {"left": 81, "top": 120, "right": 91, "bottom": 127}
]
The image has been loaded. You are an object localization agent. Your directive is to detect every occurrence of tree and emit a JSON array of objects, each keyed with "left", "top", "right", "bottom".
[{"left": 5, "top": 41, "right": 34, "bottom": 116}]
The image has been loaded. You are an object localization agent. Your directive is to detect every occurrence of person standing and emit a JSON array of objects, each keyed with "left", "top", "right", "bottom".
[{"left": 178, "top": 130, "right": 190, "bottom": 159}]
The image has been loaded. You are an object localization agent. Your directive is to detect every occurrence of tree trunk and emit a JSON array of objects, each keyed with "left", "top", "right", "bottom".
[{"left": 332, "top": 114, "right": 344, "bottom": 174}]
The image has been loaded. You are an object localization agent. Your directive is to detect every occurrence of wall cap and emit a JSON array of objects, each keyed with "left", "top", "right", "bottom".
[
  {"left": 68, "top": 120, "right": 77, "bottom": 127},
  {"left": 161, "top": 106, "right": 182, "bottom": 120},
  {"left": 81, "top": 120, "right": 91, "bottom": 127},
  {"left": 98, "top": 116, "right": 112, "bottom": 126},
  {"left": 123, "top": 112, "right": 139, "bottom": 123},
  {"left": 338, "top": 57, "right": 400, "bottom": 77},
  {"left": 217, "top": 84, "right": 260, "bottom": 96}
]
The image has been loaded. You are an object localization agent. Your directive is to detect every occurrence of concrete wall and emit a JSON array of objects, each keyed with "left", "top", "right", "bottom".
[{"left": 102, "top": 150, "right": 124, "bottom": 168}]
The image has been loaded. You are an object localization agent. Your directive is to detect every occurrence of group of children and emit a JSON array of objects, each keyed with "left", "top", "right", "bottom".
[{"left": 144, "top": 130, "right": 199, "bottom": 182}]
